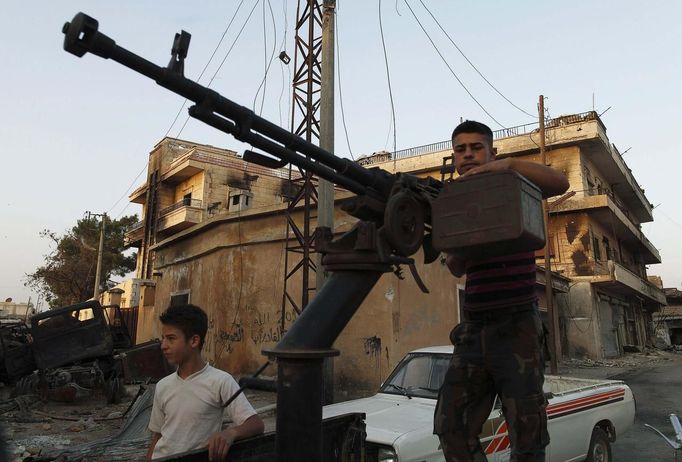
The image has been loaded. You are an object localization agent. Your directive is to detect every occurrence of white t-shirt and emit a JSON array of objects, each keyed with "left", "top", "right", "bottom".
[{"left": 149, "top": 363, "right": 257, "bottom": 459}]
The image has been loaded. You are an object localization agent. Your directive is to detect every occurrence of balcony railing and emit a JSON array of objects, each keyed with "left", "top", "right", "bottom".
[
  {"left": 355, "top": 111, "right": 603, "bottom": 167},
  {"left": 159, "top": 199, "right": 202, "bottom": 217},
  {"left": 125, "top": 220, "right": 144, "bottom": 233}
]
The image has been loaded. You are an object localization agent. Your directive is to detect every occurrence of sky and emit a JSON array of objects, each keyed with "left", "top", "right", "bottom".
[{"left": 2, "top": 1, "right": 681, "bottom": 307}]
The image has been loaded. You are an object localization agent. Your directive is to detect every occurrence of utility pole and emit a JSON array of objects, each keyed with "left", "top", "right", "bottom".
[
  {"left": 539, "top": 95, "right": 560, "bottom": 374},
  {"left": 318, "top": 0, "right": 336, "bottom": 405},
  {"left": 86, "top": 211, "right": 107, "bottom": 301},
  {"left": 317, "top": 0, "right": 335, "bottom": 294}
]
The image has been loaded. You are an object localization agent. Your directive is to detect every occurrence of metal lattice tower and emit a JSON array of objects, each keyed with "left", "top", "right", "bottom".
[{"left": 280, "top": 0, "right": 323, "bottom": 331}]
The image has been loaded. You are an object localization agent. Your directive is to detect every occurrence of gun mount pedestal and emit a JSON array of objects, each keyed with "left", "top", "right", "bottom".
[{"left": 264, "top": 270, "right": 384, "bottom": 461}]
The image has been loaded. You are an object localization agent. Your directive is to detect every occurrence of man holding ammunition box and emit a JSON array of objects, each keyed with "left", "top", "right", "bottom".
[{"left": 434, "top": 120, "right": 569, "bottom": 462}]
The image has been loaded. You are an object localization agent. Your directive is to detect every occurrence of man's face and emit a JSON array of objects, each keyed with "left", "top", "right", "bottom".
[
  {"left": 452, "top": 132, "right": 494, "bottom": 175},
  {"left": 160, "top": 324, "right": 198, "bottom": 367}
]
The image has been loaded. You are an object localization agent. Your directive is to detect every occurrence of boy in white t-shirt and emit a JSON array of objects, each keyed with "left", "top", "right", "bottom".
[{"left": 146, "top": 304, "right": 264, "bottom": 461}]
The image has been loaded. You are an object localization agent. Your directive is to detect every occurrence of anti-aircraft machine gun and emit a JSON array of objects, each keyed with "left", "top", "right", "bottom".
[{"left": 62, "top": 12, "right": 545, "bottom": 461}]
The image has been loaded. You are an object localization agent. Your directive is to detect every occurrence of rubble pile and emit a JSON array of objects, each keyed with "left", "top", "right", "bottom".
[
  {"left": 562, "top": 347, "right": 680, "bottom": 370},
  {"left": 1, "top": 387, "right": 131, "bottom": 462}
]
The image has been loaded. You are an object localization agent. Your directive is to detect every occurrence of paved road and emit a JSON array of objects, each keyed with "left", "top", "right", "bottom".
[{"left": 610, "top": 355, "right": 682, "bottom": 462}]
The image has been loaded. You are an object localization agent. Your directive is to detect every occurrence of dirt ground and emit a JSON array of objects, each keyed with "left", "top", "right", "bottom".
[
  {"left": 1, "top": 383, "right": 277, "bottom": 462},
  {"left": 2, "top": 385, "right": 136, "bottom": 461}
]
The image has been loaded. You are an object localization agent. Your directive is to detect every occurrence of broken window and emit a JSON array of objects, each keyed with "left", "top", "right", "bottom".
[
  {"left": 602, "top": 237, "right": 611, "bottom": 261},
  {"left": 593, "top": 236, "right": 601, "bottom": 261}
]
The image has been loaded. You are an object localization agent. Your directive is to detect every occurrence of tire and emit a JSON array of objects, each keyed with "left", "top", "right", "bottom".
[{"left": 585, "top": 427, "right": 611, "bottom": 462}]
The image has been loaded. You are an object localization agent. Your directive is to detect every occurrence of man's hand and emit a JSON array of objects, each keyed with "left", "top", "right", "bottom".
[
  {"left": 457, "top": 158, "right": 513, "bottom": 178},
  {"left": 457, "top": 158, "right": 569, "bottom": 198},
  {"left": 207, "top": 428, "right": 236, "bottom": 461}
]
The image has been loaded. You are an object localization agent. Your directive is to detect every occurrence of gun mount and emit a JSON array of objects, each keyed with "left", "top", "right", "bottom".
[{"left": 62, "top": 12, "right": 443, "bottom": 461}]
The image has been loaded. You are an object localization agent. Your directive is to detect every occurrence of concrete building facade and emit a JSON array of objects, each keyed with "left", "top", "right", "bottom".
[
  {"left": 653, "top": 288, "right": 682, "bottom": 346},
  {"left": 122, "top": 111, "right": 662, "bottom": 396}
]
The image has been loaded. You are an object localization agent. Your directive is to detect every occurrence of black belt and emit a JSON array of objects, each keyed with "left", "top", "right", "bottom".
[{"left": 463, "top": 303, "right": 537, "bottom": 322}]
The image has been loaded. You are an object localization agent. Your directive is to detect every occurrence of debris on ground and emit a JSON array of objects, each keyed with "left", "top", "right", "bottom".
[{"left": 561, "top": 348, "right": 680, "bottom": 370}]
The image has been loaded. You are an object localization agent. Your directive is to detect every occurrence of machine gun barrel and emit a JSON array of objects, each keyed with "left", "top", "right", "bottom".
[{"left": 62, "top": 12, "right": 394, "bottom": 200}]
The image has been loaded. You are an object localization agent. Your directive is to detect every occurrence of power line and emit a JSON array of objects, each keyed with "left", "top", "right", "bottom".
[
  {"left": 252, "top": 0, "right": 279, "bottom": 116},
  {"left": 403, "top": 0, "right": 505, "bottom": 128},
  {"left": 378, "top": 0, "right": 398, "bottom": 154},
  {"left": 106, "top": 1, "right": 251, "bottom": 217},
  {"left": 277, "top": 0, "right": 289, "bottom": 127},
  {"left": 168, "top": 0, "right": 250, "bottom": 138},
  {"left": 107, "top": 163, "right": 148, "bottom": 216},
  {"left": 416, "top": 0, "right": 535, "bottom": 118},
  {"left": 176, "top": 0, "right": 261, "bottom": 138},
  {"left": 335, "top": 6, "right": 354, "bottom": 160}
]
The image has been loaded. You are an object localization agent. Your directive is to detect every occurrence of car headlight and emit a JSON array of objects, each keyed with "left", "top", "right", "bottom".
[{"left": 378, "top": 446, "right": 398, "bottom": 462}]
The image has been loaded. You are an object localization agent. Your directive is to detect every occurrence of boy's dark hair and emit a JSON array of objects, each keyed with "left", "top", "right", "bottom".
[
  {"left": 160, "top": 304, "right": 208, "bottom": 350},
  {"left": 451, "top": 120, "right": 494, "bottom": 147}
]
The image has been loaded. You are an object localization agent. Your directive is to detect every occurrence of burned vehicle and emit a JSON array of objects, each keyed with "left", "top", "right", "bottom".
[
  {"left": 14, "top": 301, "right": 170, "bottom": 403},
  {"left": 0, "top": 318, "right": 36, "bottom": 384}
]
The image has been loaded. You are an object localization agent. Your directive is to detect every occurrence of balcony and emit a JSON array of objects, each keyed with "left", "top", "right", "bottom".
[
  {"left": 550, "top": 192, "right": 660, "bottom": 264},
  {"left": 157, "top": 199, "right": 203, "bottom": 233},
  {"left": 161, "top": 150, "right": 205, "bottom": 184},
  {"left": 589, "top": 260, "right": 667, "bottom": 305},
  {"left": 128, "top": 183, "right": 147, "bottom": 204},
  {"left": 124, "top": 220, "right": 144, "bottom": 247}
]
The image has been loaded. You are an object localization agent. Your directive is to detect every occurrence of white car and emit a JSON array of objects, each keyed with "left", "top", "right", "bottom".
[{"left": 324, "top": 346, "right": 635, "bottom": 462}]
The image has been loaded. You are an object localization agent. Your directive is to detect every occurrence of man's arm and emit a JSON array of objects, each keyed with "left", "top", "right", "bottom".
[
  {"left": 146, "top": 432, "right": 161, "bottom": 461},
  {"left": 459, "top": 158, "right": 569, "bottom": 198},
  {"left": 207, "top": 414, "right": 265, "bottom": 461}
]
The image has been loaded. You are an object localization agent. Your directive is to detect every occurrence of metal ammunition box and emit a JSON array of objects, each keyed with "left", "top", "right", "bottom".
[{"left": 431, "top": 170, "right": 545, "bottom": 260}]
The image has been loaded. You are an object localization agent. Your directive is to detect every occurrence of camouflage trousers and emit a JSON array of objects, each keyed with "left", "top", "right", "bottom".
[{"left": 434, "top": 305, "right": 550, "bottom": 462}]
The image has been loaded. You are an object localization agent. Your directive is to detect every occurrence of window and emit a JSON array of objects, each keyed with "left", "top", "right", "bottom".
[
  {"left": 593, "top": 236, "right": 601, "bottom": 261},
  {"left": 170, "top": 291, "right": 190, "bottom": 306},
  {"left": 228, "top": 190, "right": 254, "bottom": 212},
  {"left": 183, "top": 193, "right": 192, "bottom": 206},
  {"left": 602, "top": 238, "right": 613, "bottom": 260},
  {"left": 380, "top": 353, "right": 450, "bottom": 399},
  {"left": 457, "top": 286, "right": 466, "bottom": 322}
]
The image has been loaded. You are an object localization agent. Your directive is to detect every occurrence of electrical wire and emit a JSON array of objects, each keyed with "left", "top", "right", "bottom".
[
  {"left": 403, "top": 0, "right": 505, "bottom": 128},
  {"left": 252, "top": 0, "right": 279, "bottom": 116},
  {"left": 107, "top": 163, "right": 148, "bottom": 216},
  {"left": 335, "top": 7, "right": 354, "bottom": 160},
  {"left": 378, "top": 0, "right": 398, "bottom": 155},
  {"left": 176, "top": 0, "right": 261, "bottom": 138},
  {"left": 169, "top": 0, "right": 249, "bottom": 137},
  {"left": 416, "top": 0, "right": 535, "bottom": 119},
  {"left": 277, "top": 0, "right": 289, "bottom": 127},
  {"left": 106, "top": 1, "right": 250, "bottom": 217}
]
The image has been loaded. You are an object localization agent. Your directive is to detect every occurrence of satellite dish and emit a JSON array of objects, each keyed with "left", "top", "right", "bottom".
[{"left": 4, "top": 297, "right": 11, "bottom": 303}]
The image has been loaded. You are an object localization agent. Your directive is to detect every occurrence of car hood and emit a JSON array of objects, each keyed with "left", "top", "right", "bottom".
[{"left": 323, "top": 393, "right": 436, "bottom": 446}]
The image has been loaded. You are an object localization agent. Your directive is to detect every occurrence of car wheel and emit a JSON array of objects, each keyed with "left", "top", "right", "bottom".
[{"left": 586, "top": 427, "right": 611, "bottom": 462}]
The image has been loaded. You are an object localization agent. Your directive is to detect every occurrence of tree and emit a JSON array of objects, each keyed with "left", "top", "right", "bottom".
[{"left": 26, "top": 215, "right": 138, "bottom": 308}]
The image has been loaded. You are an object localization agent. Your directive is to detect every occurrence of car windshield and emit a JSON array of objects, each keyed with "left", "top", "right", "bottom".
[{"left": 379, "top": 353, "right": 450, "bottom": 399}]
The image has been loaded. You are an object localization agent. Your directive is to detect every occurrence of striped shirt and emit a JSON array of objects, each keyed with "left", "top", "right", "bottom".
[{"left": 464, "top": 251, "right": 537, "bottom": 311}]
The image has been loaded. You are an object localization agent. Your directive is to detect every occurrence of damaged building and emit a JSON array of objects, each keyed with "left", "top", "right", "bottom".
[{"left": 119, "top": 111, "right": 662, "bottom": 396}]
